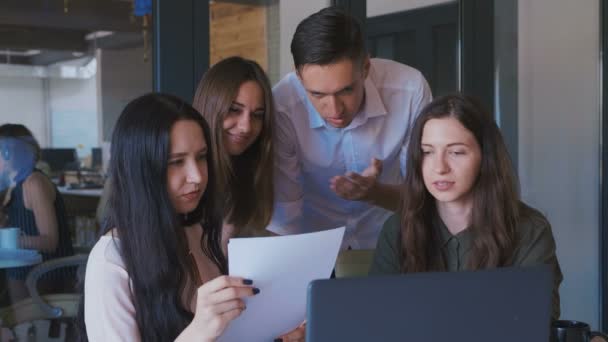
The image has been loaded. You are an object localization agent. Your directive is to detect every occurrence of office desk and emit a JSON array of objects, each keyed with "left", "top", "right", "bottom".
[
  {"left": 57, "top": 186, "right": 101, "bottom": 217},
  {"left": 57, "top": 186, "right": 102, "bottom": 198}
]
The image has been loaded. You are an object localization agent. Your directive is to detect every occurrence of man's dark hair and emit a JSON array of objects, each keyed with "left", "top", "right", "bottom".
[{"left": 291, "top": 6, "right": 366, "bottom": 72}]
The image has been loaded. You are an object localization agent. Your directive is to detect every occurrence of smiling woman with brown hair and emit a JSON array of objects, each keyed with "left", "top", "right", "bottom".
[{"left": 193, "top": 56, "right": 275, "bottom": 238}]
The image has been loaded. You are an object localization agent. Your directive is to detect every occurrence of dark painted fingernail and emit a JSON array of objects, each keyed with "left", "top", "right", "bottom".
[
  {"left": 252, "top": 287, "right": 260, "bottom": 295},
  {"left": 243, "top": 279, "right": 253, "bottom": 285},
  {"left": 274, "top": 339, "right": 283, "bottom": 342}
]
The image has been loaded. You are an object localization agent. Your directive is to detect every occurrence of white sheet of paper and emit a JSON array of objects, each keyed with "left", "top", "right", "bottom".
[{"left": 219, "top": 227, "right": 345, "bottom": 342}]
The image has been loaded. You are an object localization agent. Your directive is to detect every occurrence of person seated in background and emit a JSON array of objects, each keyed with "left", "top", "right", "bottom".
[
  {"left": 369, "top": 94, "right": 563, "bottom": 320},
  {"left": 193, "top": 56, "right": 275, "bottom": 238},
  {"left": 0, "top": 124, "right": 74, "bottom": 300},
  {"left": 79, "top": 93, "right": 303, "bottom": 342}
]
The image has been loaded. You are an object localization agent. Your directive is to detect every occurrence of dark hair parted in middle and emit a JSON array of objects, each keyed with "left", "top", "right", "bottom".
[
  {"left": 290, "top": 6, "right": 366, "bottom": 71},
  {"left": 193, "top": 56, "right": 274, "bottom": 234},
  {"left": 105, "top": 93, "right": 225, "bottom": 340},
  {"left": 400, "top": 94, "right": 526, "bottom": 273}
]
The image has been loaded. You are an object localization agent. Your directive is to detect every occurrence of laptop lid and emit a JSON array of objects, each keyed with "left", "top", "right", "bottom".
[{"left": 306, "top": 265, "right": 552, "bottom": 342}]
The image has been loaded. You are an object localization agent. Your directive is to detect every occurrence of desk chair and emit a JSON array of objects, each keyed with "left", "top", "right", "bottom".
[
  {"left": 334, "top": 249, "right": 374, "bottom": 278},
  {"left": 0, "top": 254, "right": 88, "bottom": 341}
]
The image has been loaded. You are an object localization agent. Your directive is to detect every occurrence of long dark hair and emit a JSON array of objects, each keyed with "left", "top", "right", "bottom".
[
  {"left": 400, "top": 94, "right": 520, "bottom": 272},
  {"left": 193, "top": 56, "right": 274, "bottom": 235},
  {"left": 77, "top": 93, "right": 225, "bottom": 341}
]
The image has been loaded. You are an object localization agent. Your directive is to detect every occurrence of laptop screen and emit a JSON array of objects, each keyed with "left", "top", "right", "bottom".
[{"left": 306, "top": 265, "right": 552, "bottom": 342}]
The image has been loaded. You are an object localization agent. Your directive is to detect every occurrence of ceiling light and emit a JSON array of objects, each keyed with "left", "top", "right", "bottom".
[{"left": 85, "top": 31, "right": 114, "bottom": 41}]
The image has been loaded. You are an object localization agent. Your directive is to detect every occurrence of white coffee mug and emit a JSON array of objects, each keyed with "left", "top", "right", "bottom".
[{"left": 0, "top": 227, "right": 20, "bottom": 249}]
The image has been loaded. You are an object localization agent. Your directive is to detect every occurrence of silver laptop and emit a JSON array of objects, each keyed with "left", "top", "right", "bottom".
[{"left": 306, "top": 265, "right": 553, "bottom": 342}]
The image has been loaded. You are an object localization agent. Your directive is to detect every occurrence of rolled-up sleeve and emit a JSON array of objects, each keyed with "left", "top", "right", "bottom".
[{"left": 267, "top": 110, "right": 304, "bottom": 235}]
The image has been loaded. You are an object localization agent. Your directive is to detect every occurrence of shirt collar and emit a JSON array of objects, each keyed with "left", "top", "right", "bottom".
[
  {"left": 290, "top": 73, "right": 324, "bottom": 129},
  {"left": 307, "top": 102, "right": 325, "bottom": 129},
  {"left": 435, "top": 215, "right": 472, "bottom": 253},
  {"left": 292, "top": 71, "right": 388, "bottom": 130},
  {"left": 350, "top": 75, "right": 388, "bottom": 127}
]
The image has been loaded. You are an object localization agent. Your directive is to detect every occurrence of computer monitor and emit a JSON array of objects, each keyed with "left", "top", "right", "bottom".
[
  {"left": 307, "top": 265, "right": 553, "bottom": 342},
  {"left": 40, "top": 148, "right": 78, "bottom": 173},
  {"left": 91, "top": 147, "right": 102, "bottom": 170}
]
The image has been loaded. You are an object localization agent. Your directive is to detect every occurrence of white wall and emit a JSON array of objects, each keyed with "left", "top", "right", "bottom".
[
  {"left": 0, "top": 59, "right": 100, "bottom": 151},
  {"left": 279, "top": 0, "right": 331, "bottom": 78},
  {"left": 518, "top": 0, "right": 600, "bottom": 328},
  {"left": 99, "top": 46, "right": 152, "bottom": 141},
  {"left": 49, "top": 74, "right": 99, "bottom": 157},
  {"left": 0, "top": 77, "right": 46, "bottom": 145},
  {"left": 367, "top": 0, "right": 453, "bottom": 17}
]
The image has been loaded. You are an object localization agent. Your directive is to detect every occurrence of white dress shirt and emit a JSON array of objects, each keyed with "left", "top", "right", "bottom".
[{"left": 269, "top": 58, "right": 432, "bottom": 249}]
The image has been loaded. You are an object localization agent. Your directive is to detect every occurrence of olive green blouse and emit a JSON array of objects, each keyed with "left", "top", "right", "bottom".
[{"left": 369, "top": 205, "right": 563, "bottom": 320}]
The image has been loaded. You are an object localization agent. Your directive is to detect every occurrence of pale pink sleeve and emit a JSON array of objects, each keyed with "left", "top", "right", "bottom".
[{"left": 84, "top": 238, "right": 141, "bottom": 341}]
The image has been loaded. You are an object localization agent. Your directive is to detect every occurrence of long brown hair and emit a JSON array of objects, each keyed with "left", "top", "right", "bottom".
[
  {"left": 400, "top": 94, "right": 520, "bottom": 272},
  {"left": 193, "top": 56, "right": 274, "bottom": 234}
]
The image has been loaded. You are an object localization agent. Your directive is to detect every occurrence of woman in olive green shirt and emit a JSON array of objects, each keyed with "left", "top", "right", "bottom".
[{"left": 369, "top": 94, "right": 562, "bottom": 320}]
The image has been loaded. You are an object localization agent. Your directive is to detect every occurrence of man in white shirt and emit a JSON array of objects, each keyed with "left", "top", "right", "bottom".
[{"left": 268, "top": 7, "right": 432, "bottom": 249}]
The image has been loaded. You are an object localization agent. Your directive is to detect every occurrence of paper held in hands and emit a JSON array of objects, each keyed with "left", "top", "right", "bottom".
[{"left": 218, "top": 227, "right": 345, "bottom": 342}]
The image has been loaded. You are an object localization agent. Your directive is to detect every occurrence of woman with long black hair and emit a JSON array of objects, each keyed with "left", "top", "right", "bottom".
[{"left": 81, "top": 93, "right": 258, "bottom": 341}]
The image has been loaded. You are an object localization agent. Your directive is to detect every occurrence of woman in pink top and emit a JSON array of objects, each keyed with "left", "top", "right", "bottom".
[{"left": 78, "top": 93, "right": 302, "bottom": 341}]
